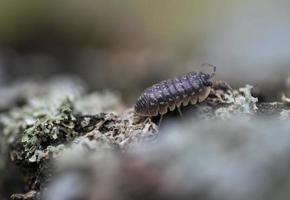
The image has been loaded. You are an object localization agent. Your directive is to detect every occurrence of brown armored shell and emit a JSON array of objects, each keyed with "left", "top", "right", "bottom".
[{"left": 135, "top": 71, "right": 214, "bottom": 116}]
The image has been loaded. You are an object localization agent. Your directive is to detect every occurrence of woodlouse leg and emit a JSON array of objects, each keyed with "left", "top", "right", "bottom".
[
  {"left": 144, "top": 117, "right": 151, "bottom": 124},
  {"left": 182, "top": 96, "right": 190, "bottom": 106},
  {"left": 190, "top": 95, "right": 197, "bottom": 104},
  {"left": 158, "top": 104, "right": 168, "bottom": 115},
  {"left": 174, "top": 96, "right": 182, "bottom": 107},
  {"left": 158, "top": 115, "right": 163, "bottom": 127},
  {"left": 169, "top": 104, "right": 176, "bottom": 111},
  {"left": 177, "top": 107, "right": 183, "bottom": 118},
  {"left": 149, "top": 105, "right": 159, "bottom": 116},
  {"left": 169, "top": 99, "right": 176, "bottom": 111}
]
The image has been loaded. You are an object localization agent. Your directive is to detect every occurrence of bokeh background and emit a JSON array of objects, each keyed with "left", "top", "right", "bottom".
[
  {"left": 0, "top": 0, "right": 290, "bottom": 102},
  {"left": 1, "top": 1, "right": 290, "bottom": 200}
]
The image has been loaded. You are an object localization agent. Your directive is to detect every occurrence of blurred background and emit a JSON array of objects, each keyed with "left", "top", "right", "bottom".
[
  {"left": 1, "top": 1, "right": 290, "bottom": 199},
  {"left": 0, "top": 0, "right": 290, "bottom": 102}
]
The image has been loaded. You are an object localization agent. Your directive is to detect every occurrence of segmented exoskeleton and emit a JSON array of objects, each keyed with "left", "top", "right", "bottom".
[{"left": 134, "top": 65, "right": 216, "bottom": 117}]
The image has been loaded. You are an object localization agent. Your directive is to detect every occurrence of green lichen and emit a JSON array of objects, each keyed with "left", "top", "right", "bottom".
[
  {"left": 20, "top": 99, "right": 78, "bottom": 162},
  {"left": 1, "top": 86, "right": 156, "bottom": 166}
]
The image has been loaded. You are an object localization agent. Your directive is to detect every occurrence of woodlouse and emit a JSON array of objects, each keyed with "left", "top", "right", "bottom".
[{"left": 134, "top": 64, "right": 216, "bottom": 117}]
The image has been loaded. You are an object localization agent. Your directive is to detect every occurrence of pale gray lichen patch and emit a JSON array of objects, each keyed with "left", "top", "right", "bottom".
[
  {"left": 280, "top": 109, "right": 290, "bottom": 120},
  {"left": 214, "top": 85, "right": 258, "bottom": 119},
  {"left": 192, "top": 84, "right": 258, "bottom": 120},
  {"left": 1, "top": 84, "right": 156, "bottom": 164},
  {"left": 3, "top": 78, "right": 289, "bottom": 200},
  {"left": 0, "top": 78, "right": 159, "bottom": 199},
  {"left": 0, "top": 78, "right": 86, "bottom": 154},
  {"left": 6, "top": 102, "right": 157, "bottom": 164},
  {"left": 118, "top": 109, "right": 158, "bottom": 149}
]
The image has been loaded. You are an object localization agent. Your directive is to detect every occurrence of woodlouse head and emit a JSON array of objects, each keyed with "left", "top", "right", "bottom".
[
  {"left": 199, "top": 64, "right": 216, "bottom": 87},
  {"left": 199, "top": 72, "right": 213, "bottom": 87}
]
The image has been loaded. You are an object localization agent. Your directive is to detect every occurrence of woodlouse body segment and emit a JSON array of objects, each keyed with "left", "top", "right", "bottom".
[{"left": 135, "top": 66, "right": 216, "bottom": 116}]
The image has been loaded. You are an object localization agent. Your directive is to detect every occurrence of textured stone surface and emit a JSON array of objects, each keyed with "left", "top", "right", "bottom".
[{"left": 0, "top": 77, "right": 290, "bottom": 200}]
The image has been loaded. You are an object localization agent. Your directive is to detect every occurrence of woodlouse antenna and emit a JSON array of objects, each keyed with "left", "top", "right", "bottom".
[{"left": 201, "top": 63, "right": 217, "bottom": 78}]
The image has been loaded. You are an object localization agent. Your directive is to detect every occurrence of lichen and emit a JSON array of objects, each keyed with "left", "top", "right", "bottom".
[
  {"left": 280, "top": 109, "right": 290, "bottom": 120},
  {"left": 0, "top": 78, "right": 159, "bottom": 199},
  {"left": 214, "top": 85, "right": 258, "bottom": 119},
  {"left": 42, "top": 117, "right": 290, "bottom": 200},
  {"left": 19, "top": 99, "right": 77, "bottom": 161},
  {"left": 2, "top": 78, "right": 287, "bottom": 200}
]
